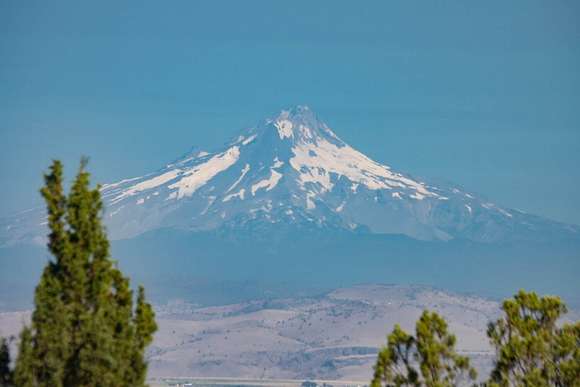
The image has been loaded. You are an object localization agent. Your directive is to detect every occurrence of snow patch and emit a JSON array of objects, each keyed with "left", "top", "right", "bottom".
[
  {"left": 290, "top": 138, "right": 437, "bottom": 197},
  {"left": 497, "top": 208, "right": 513, "bottom": 218},
  {"left": 223, "top": 189, "right": 245, "bottom": 202},
  {"left": 112, "top": 169, "right": 182, "bottom": 203},
  {"left": 410, "top": 193, "right": 425, "bottom": 200},
  {"left": 101, "top": 176, "right": 142, "bottom": 191},
  {"left": 298, "top": 125, "right": 314, "bottom": 140},
  {"left": 251, "top": 170, "right": 283, "bottom": 195},
  {"left": 306, "top": 192, "right": 316, "bottom": 209},
  {"left": 242, "top": 134, "right": 257, "bottom": 145},
  {"left": 275, "top": 118, "right": 294, "bottom": 139},
  {"left": 168, "top": 146, "right": 240, "bottom": 199},
  {"left": 201, "top": 196, "right": 216, "bottom": 215},
  {"left": 296, "top": 165, "right": 333, "bottom": 192},
  {"left": 166, "top": 192, "right": 177, "bottom": 200},
  {"left": 109, "top": 206, "right": 124, "bottom": 218},
  {"left": 227, "top": 164, "right": 250, "bottom": 193}
]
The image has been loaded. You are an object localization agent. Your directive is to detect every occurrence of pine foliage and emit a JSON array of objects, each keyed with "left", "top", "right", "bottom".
[
  {"left": 487, "top": 290, "right": 580, "bottom": 387},
  {"left": 371, "top": 310, "right": 477, "bottom": 387},
  {"left": 12, "top": 160, "right": 157, "bottom": 386},
  {"left": 371, "top": 290, "right": 580, "bottom": 387}
]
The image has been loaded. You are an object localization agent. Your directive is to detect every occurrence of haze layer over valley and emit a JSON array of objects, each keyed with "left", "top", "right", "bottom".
[{"left": 1, "top": 107, "right": 579, "bottom": 310}]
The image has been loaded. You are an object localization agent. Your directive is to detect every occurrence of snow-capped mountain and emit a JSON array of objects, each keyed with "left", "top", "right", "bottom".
[{"left": 1, "top": 106, "right": 578, "bottom": 246}]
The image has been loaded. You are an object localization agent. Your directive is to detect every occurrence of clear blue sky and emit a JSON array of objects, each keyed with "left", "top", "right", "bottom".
[{"left": 1, "top": 1, "right": 579, "bottom": 224}]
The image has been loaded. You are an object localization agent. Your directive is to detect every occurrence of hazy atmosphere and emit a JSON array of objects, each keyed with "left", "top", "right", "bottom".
[
  {"left": 1, "top": 1, "right": 579, "bottom": 225},
  {"left": 1, "top": 2, "right": 579, "bottom": 386}
]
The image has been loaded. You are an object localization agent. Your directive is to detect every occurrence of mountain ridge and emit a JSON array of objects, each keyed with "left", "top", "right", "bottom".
[{"left": 1, "top": 105, "right": 579, "bottom": 246}]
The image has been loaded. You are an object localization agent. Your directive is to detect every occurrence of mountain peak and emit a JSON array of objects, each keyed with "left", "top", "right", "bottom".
[
  {"left": 3, "top": 107, "right": 578, "bottom": 247},
  {"left": 275, "top": 105, "right": 314, "bottom": 123},
  {"left": 284, "top": 104, "right": 313, "bottom": 116},
  {"left": 264, "top": 105, "right": 343, "bottom": 146}
]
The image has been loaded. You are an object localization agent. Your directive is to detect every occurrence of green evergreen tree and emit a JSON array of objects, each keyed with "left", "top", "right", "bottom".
[
  {"left": 0, "top": 336, "right": 13, "bottom": 386},
  {"left": 487, "top": 290, "right": 580, "bottom": 387},
  {"left": 13, "top": 328, "right": 34, "bottom": 387},
  {"left": 129, "top": 286, "right": 158, "bottom": 386},
  {"left": 13, "top": 160, "right": 157, "bottom": 386},
  {"left": 371, "top": 311, "right": 477, "bottom": 387}
]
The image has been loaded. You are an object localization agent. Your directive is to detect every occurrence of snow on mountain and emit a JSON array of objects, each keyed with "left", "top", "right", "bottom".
[{"left": 1, "top": 105, "right": 579, "bottom": 246}]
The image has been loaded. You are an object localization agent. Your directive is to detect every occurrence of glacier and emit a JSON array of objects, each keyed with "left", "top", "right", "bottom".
[{"left": 1, "top": 105, "right": 579, "bottom": 246}]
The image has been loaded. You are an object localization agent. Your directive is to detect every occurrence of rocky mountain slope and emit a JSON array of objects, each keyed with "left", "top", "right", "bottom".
[{"left": 2, "top": 106, "right": 578, "bottom": 246}]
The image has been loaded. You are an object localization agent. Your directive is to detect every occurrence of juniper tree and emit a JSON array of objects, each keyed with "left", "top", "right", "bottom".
[
  {"left": 487, "top": 290, "right": 580, "bottom": 387},
  {"left": 13, "top": 160, "right": 157, "bottom": 386},
  {"left": 371, "top": 311, "right": 477, "bottom": 387}
]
